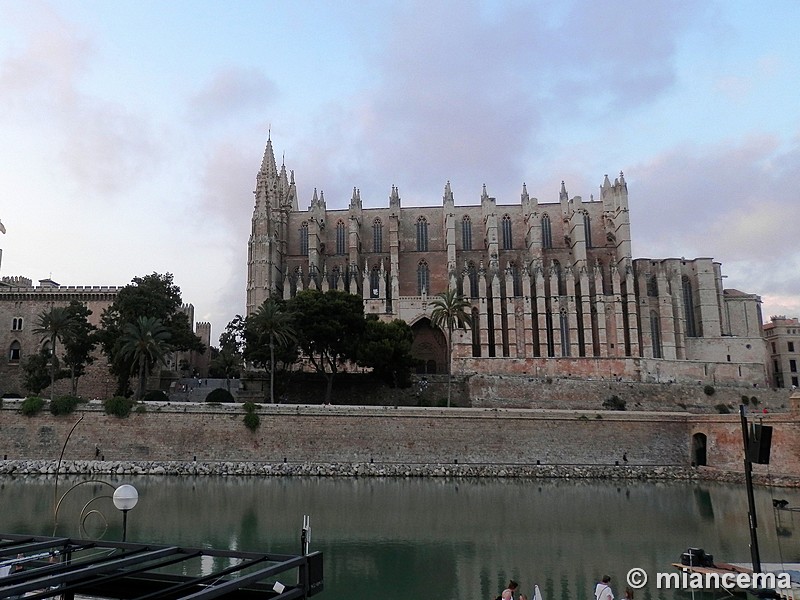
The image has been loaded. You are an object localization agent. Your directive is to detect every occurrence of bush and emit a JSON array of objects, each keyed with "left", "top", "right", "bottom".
[
  {"left": 206, "top": 388, "right": 235, "bottom": 403},
  {"left": 741, "top": 395, "right": 750, "bottom": 405},
  {"left": 243, "top": 411, "right": 260, "bottom": 432},
  {"left": 143, "top": 390, "right": 169, "bottom": 402},
  {"left": 135, "top": 404, "right": 147, "bottom": 414},
  {"left": 50, "top": 395, "right": 81, "bottom": 416},
  {"left": 104, "top": 396, "right": 135, "bottom": 418},
  {"left": 20, "top": 396, "right": 45, "bottom": 416},
  {"left": 715, "top": 403, "right": 731, "bottom": 414},
  {"left": 703, "top": 385, "right": 715, "bottom": 396},
  {"left": 602, "top": 395, "right": 626, "bottom": 411},
  {"left": 243, "top": 401, "right": 260, "bottom": 412}
]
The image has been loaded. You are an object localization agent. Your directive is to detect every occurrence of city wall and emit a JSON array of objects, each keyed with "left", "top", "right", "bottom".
[{"left": 1, "top": 400, "right": 798, "bottom": 479}]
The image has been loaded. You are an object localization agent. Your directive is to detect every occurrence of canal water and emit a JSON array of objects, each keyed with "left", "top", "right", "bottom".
[{"left": 1, "top": 475, "right": 799, "bottom": 600}]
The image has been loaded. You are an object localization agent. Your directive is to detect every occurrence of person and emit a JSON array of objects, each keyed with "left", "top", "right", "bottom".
[
  {"left": 595, "top": 575, "right": 614, "bottom": 600},
  {"left": 503, "top": 580, "right": 518, "bottom": 600},
  {"left": 622, "top": 586, "right": 634, "bottom": 600}
]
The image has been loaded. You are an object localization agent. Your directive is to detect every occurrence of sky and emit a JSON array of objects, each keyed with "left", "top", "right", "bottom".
[{"left": 1, "top": 0, "right": 799, "bottom": 345}]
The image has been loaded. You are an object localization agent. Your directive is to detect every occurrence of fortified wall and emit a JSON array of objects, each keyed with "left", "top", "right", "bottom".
[{"left": 1, "top": 401, "right": 798, "bottom": 477}]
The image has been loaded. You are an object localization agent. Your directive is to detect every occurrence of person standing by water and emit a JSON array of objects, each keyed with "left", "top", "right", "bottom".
[{"left": 595, "top": 575, "right": 614, "bottom": 600}]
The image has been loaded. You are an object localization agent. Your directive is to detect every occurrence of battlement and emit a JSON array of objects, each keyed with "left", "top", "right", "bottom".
[{"left": 1, "top": 276, "right": 33, "bottom": 287}]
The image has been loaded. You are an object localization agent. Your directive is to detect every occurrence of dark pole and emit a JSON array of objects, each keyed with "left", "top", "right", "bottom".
[
  {"left": 122, "top": 509, "right": 129, "bottom": 543},
  {"left": 739, "top": 404, "right": 761, "bottom": 573}
]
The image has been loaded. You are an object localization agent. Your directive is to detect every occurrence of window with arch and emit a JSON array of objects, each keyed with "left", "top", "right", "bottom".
[
  {"left": 501, "top": 214, "right": 513, "bottom": 250},
  {"left": 583, "top": 213, "right": 592, "bottom": 249},
  {"left": 335, "top": 220, "right": 346, "bottom": 255},
  {"left": 468, "top": 261, "right": 479, "bottom": 297},
  {"left": 417, "top": 260, "right": 429, "bottom": 295},
  {"left": 370, "top": 265, "right": 381, "bottom": 298},
  {"left": 9, "top": 340, "right": 21, "bottom": 362},
  {"left": 416, "top": 216, "right": 429, "bottom": 252},
  {"left": 541, "top": 214, "right": 553, "bottom": 249},
  {"left": 471, "top": 307, "right": 481, "bottom": 357},
  {"left": 682, "top": 275, "right": 697, "bottom": 337},
  {"left": 330, "top": 266, "right": 341, "bottom": 289},
  {"left": 650, "top": 311, "right": 662, "bottom": 358},
  {"left": 299, "top": 222, "right": 309, "bottom": 255},
  {"left": 462, "top": 216, "right": 472, "bottom": 250},
  {"left": 559, "top": 309, "right": 570, "bottom": 356},
  {"left": 552, "top": 260, "right": 566, "bottom": 296},
  {"left": 373, "top": 218, "right": 383, "bottom": 253},
  {"left": 11, "top": 317, "right": 23, "bottom": 331},
  {"left": 647, "top": 274, "right": 658, "bottom": 297}
]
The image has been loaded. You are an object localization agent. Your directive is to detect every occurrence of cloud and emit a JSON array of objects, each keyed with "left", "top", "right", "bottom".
[{"left": 188, "top": 67, "right": 278, "bottom": 124}]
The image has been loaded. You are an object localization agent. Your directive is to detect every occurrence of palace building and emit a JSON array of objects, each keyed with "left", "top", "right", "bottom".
[{"left": 246, "top": 137, "right": 766, "bottom": 386}]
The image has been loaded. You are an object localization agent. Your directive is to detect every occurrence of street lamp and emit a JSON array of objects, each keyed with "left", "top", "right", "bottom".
[{"left": 112, "top": 484, "right": 138, "bottom": 542}]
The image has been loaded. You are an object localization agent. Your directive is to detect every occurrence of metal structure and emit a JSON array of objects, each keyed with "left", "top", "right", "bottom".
[{"left": 0, "top": 533, "right": 323, "bottom": 599}]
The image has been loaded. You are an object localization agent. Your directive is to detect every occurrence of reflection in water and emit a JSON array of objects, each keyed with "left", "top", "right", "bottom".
[{"left": 0, "top": 476, "right": 798, "bottom": 600}]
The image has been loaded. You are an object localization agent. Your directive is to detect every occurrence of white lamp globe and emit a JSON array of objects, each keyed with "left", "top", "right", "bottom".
[{"left": 113, "top": 484, "right": 139, "bottom": 511}]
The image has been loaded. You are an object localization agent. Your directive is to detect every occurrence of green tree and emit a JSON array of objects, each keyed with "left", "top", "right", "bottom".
[
  {"left": 210, "top": 316, "right": 246, "bottom": 391},
  {"left": 429, "top": 289, "right": 472, "bottom": 408},
  {"left": 357, "top": 316, "right": 415, "bottom": 388},
  {"left": 22, "top": 349, "right": 63, "bottom": 395},
  {"left": 286, "top": 289, "right": 364, "bottom": 404},
  {"left": 119, "top": 316, "right": 172, "bottom": 399},
  {"left": 245, "top": 299, "right": 296, "bottom": 403},
  {"left": 33, "top": 306, "right": 76, "bottom": 399},
  {"left": 98, "top": 273, "right": 205, "bottom": 396},
  {"left": 61, "top": 300, "right": 98, "bottom": 396}
]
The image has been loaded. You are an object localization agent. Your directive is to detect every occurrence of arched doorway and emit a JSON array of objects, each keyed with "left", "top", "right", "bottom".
[
  {"left": 692, "top": 433, "right": 707, "bottom": 467},
  {"left": 410, "top": 318, "right": 447, "bottom": 374}
]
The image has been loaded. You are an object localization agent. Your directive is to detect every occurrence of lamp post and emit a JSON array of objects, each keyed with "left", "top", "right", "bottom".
[{"left": 112, "top": 484, "right": 138, "bottom": 542}]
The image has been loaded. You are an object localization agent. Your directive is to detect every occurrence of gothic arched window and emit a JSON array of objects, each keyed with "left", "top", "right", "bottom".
[
  {"left": 542, "top": 214, "right": 553, "bottom": 249},
  {"left": 9, "top": 340, "right": 20, "bottom": 362},
  {"left": 416, "top": 216, "right": 429, "bottom": 252},
  {"left": 650, "top": 311, "right": 662, "bottom": 358},
  {"left": 462, "top": 216, "right": 472, "bottom": 251},
  {"left": 501, "top": 214, "right": 513, "bottom": 250},
  {"left": 468, "top": 261, "right": 479, "bottom": 297},
  {"left": 647, "top": 274, "right": 658, "bottom": 297},
  {"left": 335, "top": 220, "right": 346, "bottom": 255},
  {"left": 583, "top": 213, "right": 593, "bottom": 249},
  {"left": 373, "top": 218, "right": 383, "bottom": 253},
  {"left": 560, "top": 309, "right": 570, "bottom": 356},
  {"left": 417, "top": 260, "right": 429, "bottom": 295},
  {"left": 370, "top": 265, "right": 380, "bottom": 298},
  {"left": 510, "top": 262, "right": 522, "bottom": 297},
  {"left": 299, "top": 222, "right": 309, "bottom": 256},
  {"left": 682, "top": 275, "right": 697, "bottom": 337}
]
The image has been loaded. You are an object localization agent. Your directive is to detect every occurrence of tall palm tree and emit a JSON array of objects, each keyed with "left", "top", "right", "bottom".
[
  {"left": 119, "top": 316, "right": 172, "bottom": 400},
  {"left": 33, "top": 306, "right": 75, "bottom": 399},
  {"left": 430, "top": 289, "right": 472, "bottom": 408},
  {"left": 251, "top": 299, "right": 295, "bottom": 403}
]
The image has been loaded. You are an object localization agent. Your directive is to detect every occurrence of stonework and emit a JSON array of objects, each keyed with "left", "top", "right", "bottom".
[
  {"left": 763, "top": 315, "right": 800, "bottom": 388},
  {"left": 247, "top": 137, "right": 766, "bottom": 385}
]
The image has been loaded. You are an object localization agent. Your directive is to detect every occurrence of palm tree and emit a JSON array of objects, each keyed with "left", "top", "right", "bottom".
[
  {"left": 251, "top": 299, "right": 295, "bottom": 403},
  {"left": 429, "top": 289, "right": 472, "bottom": 408},
  {"left": 119, "top": 316, "right": 172, "bottom": 400},
  {"left": 33, "top": 306, "right": 75, "bottom": 399}
]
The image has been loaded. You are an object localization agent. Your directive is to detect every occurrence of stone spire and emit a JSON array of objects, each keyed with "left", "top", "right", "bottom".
[{"left": 521, "top": 182, "right": 529, "bottom": 203}]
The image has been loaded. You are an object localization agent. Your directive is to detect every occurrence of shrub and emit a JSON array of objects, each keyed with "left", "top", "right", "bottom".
[
  {"left": 143, "top": 390, "right": 169, "bottom": 402},
  {"left": 715, "top": 403, "right": 731, "bottom": 414},
  {"left": 206, "top": 388, "right": 235, "bottom": 403},
  {"left": 135, "top": 404, "right": 147, "bottom": 414},
  {"left": 703, "top": 385, "right": 715, "bottom": 396},
  {"left": 602, "top": 395, "right": 626, "bottom": 411},
  {"left": 243, "top": 411, "right": 260, "bottom": 432},
  {"left": 50, "top": 395, "right": 81, "bottom": 416},
  {"left": 104, "top": 396, "right": 135, "bottom": 418},
  {"left": 243, "top": 401, "right": 260, "bottom": 413},
  {"left": 741, "top": 395, "right": 750, "bottom": 405},
  {"left": 21, "top": 396, "right": 45, "bottom": 416}
]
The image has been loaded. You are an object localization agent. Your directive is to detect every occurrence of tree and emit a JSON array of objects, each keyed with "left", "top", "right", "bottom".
[
  {"left": 22, "top": 349, "right": 63, "bottom": 395},
  {"left": 98, "top": 273, "right": 205, "bottom": 396},
  {"left": 245, "top": 299, "right": 296, "bottom": 403},
  {"left": 286, "top": 289, "right": 365, "bottom": 404},
  {"left": 33, "top": 306, "right": 76, "bottom": 399},
  {"left": 429, "top": 289, "right": 472, "bottom": 407},
  {"left": 210, "top": 316, "right": 246, "bottom": 392},
  {"left": 357, "top": 316, "right": 415, "bottom": 388},
  {"left": 61, "top": 300, "right": 98, "bottom": 396},
  {"left": 119, "top": 316, "right": 172, "bottom": 399}
]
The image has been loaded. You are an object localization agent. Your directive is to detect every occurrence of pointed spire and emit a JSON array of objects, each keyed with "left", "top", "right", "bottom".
[
  {"left": 521, "top": 182, "right": 529, "bottom": 203},
  {"left": 260, "top": 137, "right": 278, "bottom": 176},
  {"left": 603, "top": 174, "right": 611, "bottom": 189},
  {"left": 559, "top": 181, "right": 568, "bottom": 202},
  {"left": 312, "top": 187, "right": 319, "bottom": 204},
  {"left": 443, "top": 180, "right": 454, "bottom": 203},
  {"left": 481, "top": 183, "right": 488, "bottom": 200},
  {"left": 290, "top": 170, "right": 295, "bottom": 185}
]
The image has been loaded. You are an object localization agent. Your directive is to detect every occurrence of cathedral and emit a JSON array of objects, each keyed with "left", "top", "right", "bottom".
[{"left": 247, "top": 137, "right": 766, "bottom": 386}]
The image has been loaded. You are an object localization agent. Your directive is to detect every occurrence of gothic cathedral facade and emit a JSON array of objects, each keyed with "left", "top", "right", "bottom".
[{"left": 247, "top": 137, "right": 766, "bottom": 385}]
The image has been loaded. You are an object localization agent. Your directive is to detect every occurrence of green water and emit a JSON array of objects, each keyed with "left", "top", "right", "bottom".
[{"left": 1, "top": 475, "right": 798, "bottom": 600}]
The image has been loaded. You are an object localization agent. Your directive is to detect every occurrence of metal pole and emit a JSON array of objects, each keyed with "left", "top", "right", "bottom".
[
  {"left": 739, "top": 405, "right": 761, "bottom": 573},
  {"left": 122, "top": 509, "right": 129, "bottom": 543}
]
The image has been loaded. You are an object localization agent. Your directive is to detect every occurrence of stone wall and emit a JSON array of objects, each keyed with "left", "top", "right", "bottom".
[{"left": 1, "top": 400, "right": 797, "bottom": 478}]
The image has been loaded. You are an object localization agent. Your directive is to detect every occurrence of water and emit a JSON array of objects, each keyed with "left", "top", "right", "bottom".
[{"left": 1, "top": 475, "right": 799, "bottom": 600}]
